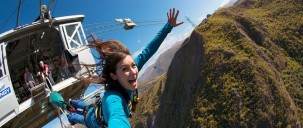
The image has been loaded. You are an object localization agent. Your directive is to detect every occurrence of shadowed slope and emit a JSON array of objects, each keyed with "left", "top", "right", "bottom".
[{"left": 132, "top": 0, "right": 303, "bottom": 127}]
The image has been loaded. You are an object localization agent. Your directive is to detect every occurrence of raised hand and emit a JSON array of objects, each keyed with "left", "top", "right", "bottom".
[{"left": 167, "top": 8, "right": 183, "bottom": 27}]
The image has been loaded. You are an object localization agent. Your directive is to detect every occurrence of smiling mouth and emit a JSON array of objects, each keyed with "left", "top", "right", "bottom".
[{"left": 129, "top": 79, "right": 136, "bottom": 85}]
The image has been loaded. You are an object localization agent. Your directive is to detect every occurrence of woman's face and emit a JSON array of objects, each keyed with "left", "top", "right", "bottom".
[{"left": 110, "top": 55, "right": 138, "bottom": 91}]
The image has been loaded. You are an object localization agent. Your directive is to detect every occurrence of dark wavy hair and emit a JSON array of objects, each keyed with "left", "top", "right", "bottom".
[{"left": 84, "top": 36, "right": 131, "bottom": 102}]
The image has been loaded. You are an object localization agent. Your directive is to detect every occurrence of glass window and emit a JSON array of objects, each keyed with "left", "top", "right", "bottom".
[
  {"left": 79, "top": 26, "right": 87, "bottom": 45},
  {"left": 0, "top": 45, "right": 3, "bottom": 77},
  {"left": 60, "top": 22, "right": 86, "bottom": 50},
  {"left": 65, "top": 24, "right": 82, "bottom": 49},
  {"left": 0, "top": 60, "right": 3, "bottom": 78}
]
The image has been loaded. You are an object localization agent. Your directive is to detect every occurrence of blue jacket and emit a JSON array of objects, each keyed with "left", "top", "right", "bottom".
[{"left": 101, "top": 23, "right": 173, "bottom": 128}]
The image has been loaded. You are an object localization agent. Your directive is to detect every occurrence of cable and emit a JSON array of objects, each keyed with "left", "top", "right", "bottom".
[
  {"left": 0, "top": 0, "right": 27, "bottom": 32},
  {"left": 84, "top": 23, "right": 121, "bottom": 31},
  {"left": 58, "top": 108, "right": 67, "bottom": 128},
  {"left": 84, "top": 22, "right": 176, "bottom": 37},
  {"left": 83, "top": 21, "right": 121, "bottom": 27},
  {"left": 52, "top": 0, "right": 59, "bottom": 15},
  {"left": 83, "top": 20, "right": 165, "bottom": 27},
  {"left": 84, "top": 21, "right": 166, "bottom": 33},
  {"left": 93, "top": 29, "right": 123, "bottom": 39},
  {"left": 83, "top": 18, "right": 189, "bottom": 31},
  {"left": 133, "top": 19, "right": 166, "bottom": 23},
  {"left": 83, "top": 20, "right": 192, "bottom": 38},
  {"left": 82, "top": 29, "right": 121, "bottom": 39},
  {"left": 87, "top": 27, "right": 123, "bottom": 35},
  {"left": 136, "top": 22, "right": 167, "bottom": 27}
]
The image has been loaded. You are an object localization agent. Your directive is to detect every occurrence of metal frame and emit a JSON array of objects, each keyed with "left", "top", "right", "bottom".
[{"left": 59, "top": 22, "right": 87, "bottom": 50}]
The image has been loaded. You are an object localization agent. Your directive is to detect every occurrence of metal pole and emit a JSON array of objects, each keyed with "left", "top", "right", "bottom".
[
  {"left": 47, "top": 0, "right": 55, "bottom": 12},
  {"left": 16, "top": 0, "right": 22, "bottom": 28}
]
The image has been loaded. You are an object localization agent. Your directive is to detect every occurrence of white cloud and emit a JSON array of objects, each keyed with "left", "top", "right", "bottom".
[
  {"left": 182, "top": 26, "right": 192, "bottom": 37},
  {"left": 220, "top": 0, "right": 231, "bottom": 7},
  {"left": 157, "top": 35, "right": 178, "bottom": 53},
  {"left": 220, "top": 0, "right": 237, "bottom": 8},
  {"left": 197, "top": 15, "right": 205, "bottom": 22}
]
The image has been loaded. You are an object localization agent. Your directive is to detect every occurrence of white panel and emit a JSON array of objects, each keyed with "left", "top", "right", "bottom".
[{"left": 0, "top": 43, "right": 19, "bottom": 127}]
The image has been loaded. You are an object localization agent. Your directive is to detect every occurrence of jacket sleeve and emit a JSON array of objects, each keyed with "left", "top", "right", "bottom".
[
  {"left": 104, "top": 93, "right": 131, "bottom": 128},
  {"left": 134, "top": 23, "right": 173, "bottom": 71}
]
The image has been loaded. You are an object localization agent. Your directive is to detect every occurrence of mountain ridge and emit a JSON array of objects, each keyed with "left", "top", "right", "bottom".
[
  {"left": 138, "top": 40, "right": 182, "bottom": 94},
  {"left": 132, "top": 0, "right": 303, "bottom": 127}
]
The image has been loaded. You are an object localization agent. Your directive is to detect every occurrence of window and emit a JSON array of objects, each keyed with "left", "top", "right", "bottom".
[
  {"left": 0, "top": 44, "right": 4, "bottom": 77},
  {"left": 0, "top": 61, "right": 3, "bottom": 78},
  {"left": 59, "top": 22, "right": 87, "bottom": 50}
]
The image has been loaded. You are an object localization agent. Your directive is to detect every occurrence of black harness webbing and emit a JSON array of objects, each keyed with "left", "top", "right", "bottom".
[{"left": 88, "top": 89, "right": 140, "bottom": 127}]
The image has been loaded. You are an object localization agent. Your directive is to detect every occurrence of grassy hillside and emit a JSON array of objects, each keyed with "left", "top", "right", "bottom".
[
  {"left": 191, "top": 0, "right": 303, "bottom": 127},
  {"left": 132, "top": 0, "right": 303, "bottom": 127},
  {"left": 130, "top": 75, "right": 167, "bottom": 128}
]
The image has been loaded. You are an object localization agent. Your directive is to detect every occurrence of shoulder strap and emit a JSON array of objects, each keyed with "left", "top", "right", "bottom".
[
  {"left": 131, "top": 89, "right": 140, "bottom": 112},
  {"left": 95, "top": 89, "right": 140, "bottom": 126},
  {"left": 95, "top": 98, "right": 107, "bottom": 127}
]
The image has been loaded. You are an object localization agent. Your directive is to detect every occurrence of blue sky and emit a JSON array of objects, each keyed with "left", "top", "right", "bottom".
[
  {"left": 0, "top": 0, "right": 232, "bottom": 75},
  {"left": 0, "top": 0, "right": 232, "bottom": 127}
]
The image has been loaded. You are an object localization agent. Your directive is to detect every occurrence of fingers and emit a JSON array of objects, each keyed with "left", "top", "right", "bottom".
[
  {"left": 167, "top": 12, "right": 169, "bottom": 19},
  {"left": 169, "top": 8, "right": 172, "bottom": 18},
  {"left": 172, "top": 8, "right": 175, "bottom": 18},
  {"left": 168, "top": 8, "right": 179, "bottom": 18},
  {"left": 176, "top": 22, "right": 184, "bottom": 27},
  {"left": 175, "top": 10, "right": 179, "bottom": 19},
  {"left": 167, "top": 8, "right": 183, "bottom": 27}
]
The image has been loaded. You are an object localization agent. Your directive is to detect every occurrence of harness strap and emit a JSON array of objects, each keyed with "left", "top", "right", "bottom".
[
  {"left": 131, "top": 89, "right": 140, "bottom": 112},
  {"left": 95, "top": 105, "right": 107, "bottom": 128},
  {"left": 92, "top": 89, "right": 140, "bottom": 127},
  {"left": 83, "top": 104, "right": 95, "bottom": 127},
  {"left": 91, "top": 98, "right": 107, "bottom": 127}
]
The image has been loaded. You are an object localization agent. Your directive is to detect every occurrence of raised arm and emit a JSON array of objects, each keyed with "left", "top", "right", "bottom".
[{"left": 134, "top": 8, "right": 183, "bottom": 71}]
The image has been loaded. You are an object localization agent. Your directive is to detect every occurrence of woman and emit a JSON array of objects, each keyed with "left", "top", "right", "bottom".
[
  {"left": 24, "top": 67, "right": 36, "bottom": 89},
  {"left": 67, "top": 8, "right": 183, "bottom": 127}
]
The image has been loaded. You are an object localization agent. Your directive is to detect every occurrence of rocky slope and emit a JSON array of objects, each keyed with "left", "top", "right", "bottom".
[
  {"left": 138, "top": 41, "right": 182, "bottom": 93},
  {"left": 132, "top": 0, "right": 303, "bottom": 127}
]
